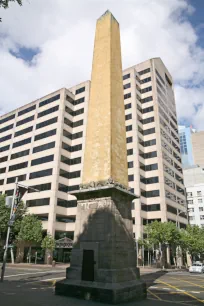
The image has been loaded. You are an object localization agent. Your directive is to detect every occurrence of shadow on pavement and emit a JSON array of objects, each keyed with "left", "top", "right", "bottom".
[{"left": 141, "top": 270, "right": 168, "bottom": 288}]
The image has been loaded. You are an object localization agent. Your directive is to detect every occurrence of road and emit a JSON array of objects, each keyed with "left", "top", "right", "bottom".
[{"left": 1, "top": 266, "right": 204, "bottom": 305}]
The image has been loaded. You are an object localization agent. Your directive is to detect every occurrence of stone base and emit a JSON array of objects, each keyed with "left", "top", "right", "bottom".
[{"left": 55, "top": 279, "right": 146, "bottom": 304}]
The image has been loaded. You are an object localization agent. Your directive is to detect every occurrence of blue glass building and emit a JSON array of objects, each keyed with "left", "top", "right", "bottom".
[{"left": 179, "top": 125, "right": 195, "bottom": 168}]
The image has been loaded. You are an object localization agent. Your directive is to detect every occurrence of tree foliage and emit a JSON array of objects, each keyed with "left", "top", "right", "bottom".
[
  {"left": 180, "top": 225, "right": 204, "bottom": 258},
  {"left": 0, "top": 0, "right": 22, "bottom": 21},
  {"left": 17, "top": 214, "right": 43, "bottom": 246},
  {"left": 41, "top": 234, "right": 56, "bottom": 251}
]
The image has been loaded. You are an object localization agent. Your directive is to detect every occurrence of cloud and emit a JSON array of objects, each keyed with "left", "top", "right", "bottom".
[{"left": 0, "top": 0, "right": 204, "bottom": 130}]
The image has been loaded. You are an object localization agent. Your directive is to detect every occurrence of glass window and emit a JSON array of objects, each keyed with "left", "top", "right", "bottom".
[
  {"left": 9, "top": 162, "right": 28, "bottom": 172},
  {"left": 125, "top": 103, "right": 131, "bottom": 110},
  {"left": 37, "top": 105, "right": 59, "bottom": 118},
  {"left": 197, "top": 191, "right": 202, "bottom": 196},
  {"left": 10, "top": 149, "right": 29, "bottom": 160},
  {"left": 187, "top": 192, "right": 193, "bottom": 197},
  {"left": 36, "top": 117, "right": 58, "bottom": 129},
  {"left": 0, "top": 134, "right": 12, "bottom": 142},
  {"left": 198, "top": 199, "right": 203, "bottom": 204},
  {"left": 7, "top": 174, "right": 26, "bottom": 184},
  {"left": 57, "top": 199, "right": 77, "bottom": 208},
  {"left": 128, "top": 161, "right": 134, "bottom": 168},
  {"left": 39, "top": 94, "right": 60, "bottom": 107},
  {"left": 75, "top": 87, "right": 85, "bottom": 95},
  {"left": 74, "top": 97, "right": 85, "bottom": 106},
  {"left": 0, "top": 124, "right": 13, "bottom": 134},
  {"left": 29, "top": 169, "right": 53, "bottom": 179},
  {"left": 125, "top": 114, "right": 132, "bottom": 121},
  {"left": 124, "top": 93, "right": 131, "bottom": 100},
  {"left": 138, "top": 68, "right": 150, "bottom": 75},
  {"left": 34, "top": 129, "right": 56, "bottom": 141},
  {"left": 61, "top": 156, "right": 81, "bottom": 166},
  {"left": 199, "top": 207, "right": 203, "bottom": 212},
  {"left": 33, "top": 141, "right": 55, "bottom": 154},
  {"left": 14, "top": 126, "right": 33, "bottom": 137},
  {"left": 12, "top": 138, "right": 31, "bottom": 148},
  {"left": 16, "top": 115, "right": 34, "bottom": 127},
  {"left": 141, "top": 86, "right": 152, "bottom": 94},
  {"left": 27, "top": 198, "right": 50, "bottom": 207},
  {"left": 123, "top": 83, "right": 131, "bottom": 90},
  {"left": 0, "top": 114, "right": 15, "bottom": 124},
  {"left": 141, "top": 96, "right": 153, "bottom": 104},
  {"left": 31, "top": 155, "right": 54, "bottom": 166},
  {"left": 0, "top": 167, "right": 6, "bottom": 174},
  {"left": 126, "top": 125, "right": 132, "bottom": 132},
  {"left": 28, "top": 183, "right": 51, "bottom": 193},
  {"left": 127, "top": 148, "right": 133, "bottom": 155},
  {"left": 18, "top": 104, "right": 36, "bottom": 117},
  {"left": 123, "top": 73, "right": 130, "bottom": 80},
  {"left": 0, "top": 156, "right": 8, "bottom": 163},
  {"left": 128, "top": 175, "right": 134, "bottom": 181},
  {"left": 126, "top": 136, "right": 133, "bottom": 143}
]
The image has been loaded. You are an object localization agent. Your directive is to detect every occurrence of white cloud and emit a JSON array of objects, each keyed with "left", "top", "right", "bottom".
[{"left": 0, "top": 0, "right": 204, "bottom": 130}]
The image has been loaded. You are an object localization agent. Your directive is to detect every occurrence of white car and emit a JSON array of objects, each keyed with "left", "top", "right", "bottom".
[{"left": 189, "top": 263, "right": 204, "bottom": 273}]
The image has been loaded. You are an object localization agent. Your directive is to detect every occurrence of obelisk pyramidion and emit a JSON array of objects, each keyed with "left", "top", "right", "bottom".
[{"left": 55, "top": 10, "right": 146, "bottom": 303}]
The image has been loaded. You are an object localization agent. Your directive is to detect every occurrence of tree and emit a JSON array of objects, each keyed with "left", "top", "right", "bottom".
[
  {"left": 41, "top": 234, "right": 56, "bottom": 264},
  {"left": 17, "top": 214, "right": 42, "bottom": 263},
  {"left": 0, "top": 0, "right": 22, "bottom": 22}
]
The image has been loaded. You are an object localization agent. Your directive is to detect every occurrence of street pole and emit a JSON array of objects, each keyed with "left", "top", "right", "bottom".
[{"left": 1, "top": 177, "right": 18, "bottom": 282}]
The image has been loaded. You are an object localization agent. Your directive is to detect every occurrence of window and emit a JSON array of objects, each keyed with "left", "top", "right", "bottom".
[
  {"left": 126, "top": 136, "right": 133, "bottom": 143},
  {"left": 140, "top": 176, "right": 159, "bottom": 184},
  {"left": 74, "top": 97, "right": 85, "bottom": 106},
  {"left": 141, "top": 96, "right": 153, "bottom": 104},
  {"left": 200, "top": 215, "right": 204, "bottom": 220},
  {"left": 140, "top": 163, "right": 158, "bottom": 171},
  {"left": 123, "top": 73, "right": 130, "bottom": 80},
  {"left": 187, "top": 192, "right": 193, "bottom": 197},
  {"left": 199, "top": 207, "right": 204, "bottom": 212},
  {"left": 29, "top": 169, "right": 53, "bottom": 179},
  {"left": 142, "top": 106, "right": 154, "bottom": 114},
  {"left": 58, "top": 183, "right": 79, "bottom": 193},
  {"left": 16, "top": 115, "right": 34, "bottom": 127},
  {"left": 165, "top": 73, "right": 172, "bottom": 86},
  {"left": 66, "top": 95, "right": 74, "bottom": 104},
  {"left": 37, "top": 105, "right": 59, "bottom": 118},
  {"left": 61, "top": 156, "right": 81, "bottom": 166},
  {"left": 7, "top": 174, "right": 26, "bottom": 184},
  {"left": 56, "top": 215, "right": 76, "bottom": 223},
  {"left": 57, "top": 199, "right": 77, "bottom": 208},
  {"left": 0, "top": 167, "right": 6, "bottom": 174},
  {"left": 156, "top": 69, "right": 165, "bottom": 85},
  {"left": 62, "top": 142, "right": 82, "bottom": 153},
  {"left": 28, "top": 183, "right": 51, "bottom": 193},
  {"left": 0, "top": 179, "right": 4, "bottom": 185},
  {"left": 72, "top": 119, "right": 83, "bottom": 128},
  {"left": 36, "top": 117, "right": 58, "bottom": 129},
  {"left": 11, "top": 149, "right": 29, "bottom": 160},
  {"left": 0, "top": 124, "right": 13, "bottom": 134},
  {"left": 125, "top": 114, "right": 132, "bottom": 121},
  {"left": 31, "top": 155, "right": 54, "bottom": 166},
  {"left": 139, "top": 150, "right": 157, "bottom": 159},
  {"left": 14, "top": 126, "right": 33, "bottom": 137},
  {"left": 127, "top": 148, "right": 133, "bottom": 155},
  {"left": 132, "top": 217, "right": 135, "bottom": 225},
  {"left": 39, "top": 94, "right": 60, "bottom": 107},
  {"left": 0, "top": 156, "right": 8, "bottom": 163},
  {"left": 34, "top": 129, "right": 56, "bottom": 141},
  {"left": 60, "top": 169, "right": 81, "bottom": 180},
  {"left": 141, "top": 86, "right": 152, "bottom": 94},
  {"left": 9, "top": 162, "right": 28, "bottom": 172},
  {"left": 140, "top": 116, "right": 154, "bottom": 125},
  {"left": 140, "top": 77, "right": 151, "bottom": 84},
  {"left": 141, "top": 189, "right": 160, "bottom": 198},
  {"left": 128, "top": 161, "right": 134, "bottom": 168},
  {"left": 141, "top": 204, "right": 160, "bottom": 212},
  {"left": 138, "top": 68, "right": 150, "bottom": 75},
  {"left": 73, "top": 108, "right": 84, "bottom": 116},
  {"left": 13, "top": 137, "right": 31, "bottom": 148},
  {"left": 5, "top": 190, "right": 14, "bottom": 196},
  {"left": 187, "top": 200, "right": 193, "bottom": 204},
  {"left": 189, "top": 216, "right": 195, "bottom": 221},
  {"left": 197, "top": 191, "right": 202, "bottom": 196},
  {"left": 0, "top": 145, "right": 10, "bottom": 152},
  {"left": 18, "top": 104, "right": 36, "bottom": 116},
  {"left": 124, "top": 93, "right": 131, "bottom": 99},
  {"left": 126, "top": 125, "right": 132, "bottom": 132},
  {"left": 0, "top": 134, "right": 12, "bottom": 142},
  {"left": 128, "top": 175, "right": 134, "bottom": 182},
  {"left": 0, "top": 114, "right": 15, "bottom": 124},
  {"left": 33, "top": 141, "right": 55, "bottom": 154},
  {"left": 123, "top": 83, "right": 131, "bottom": 90},
  {"left": 63, "top": 130, "right": 83, "bottom": 140},
  {"left": 27, "top": 198, "right": 50, "bottom": 207},
  {"left": 125, "top": 103, "right": 131, "bottom": 110},
  {"left": 143, "top": 128, "right": 155, "bottom": 136},
  {"left": 139, "top": 139, "right": 156, "bottom": 147},
  {"left": 198, "top": 199, "right": 203, "bottom": 204},
  {"left": 75, "top": 87, "right": 85, "bottom": 95}
]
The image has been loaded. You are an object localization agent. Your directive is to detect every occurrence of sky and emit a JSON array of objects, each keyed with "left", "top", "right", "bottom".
[{"left": 0, "top": 0, "right": 204, "bottom": 130}]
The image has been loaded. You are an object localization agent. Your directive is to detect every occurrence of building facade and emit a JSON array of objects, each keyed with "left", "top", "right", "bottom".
[
  {"left": 0, "top": 57, "right": 188, "bottom": 243},
  {"left": 178, "top": 125, "right": 195, "bottom": 168},
  {"left": 192, "top": 131, "right": 204, "bottom": 167}
]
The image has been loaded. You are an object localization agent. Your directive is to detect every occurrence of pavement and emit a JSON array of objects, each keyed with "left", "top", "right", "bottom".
[{"left": 1, "top": 265, "right": 204, "bottom": 305}]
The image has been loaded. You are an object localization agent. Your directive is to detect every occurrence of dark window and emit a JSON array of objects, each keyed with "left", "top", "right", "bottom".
[
  {"left": 9, "top": 162, "right": 28, "bottom": 172},
  {"left": 0, "top": 145, "right": 10, "bottom": 152},
  {"left": 74, "top": 97, "right": 85, "bottom": 106},
  {"left": 142, "top": 106, "right": 154, "bottom": 114},
  {"left": 14, "top": 126, "right": 33, "bottom": 137},
  {"left": 65, "top": 106, "right": 73, "bottom": 116},
  {"left": 34, "top": 129, "right": 56, "bottom": 141},
  {"left": 62, "top": 142, "right": 82, "bottom": 153},
  {"left": 123, "top": 73, "right": 130, "bottom": 80},
  {"left": 143, "top": 128, "right": 155, "bottom": 136},
  {"left": 5, "top": 189, "right": 14, "bottom": 196},
  {"left": 64, "top": 117, "right": 72, "bottom": 127},
  {"left": 127, "top": 148, "right": 133, "bottom": 155},
  {"left": 66, "top": 95, "right": 74, "bottom": 104},
  {"left": 125, "top": 103, "right": 131, "bottom": 110},
  {"left": 18, "top": 104, "right": 36, "bottom": 117},
  {"left": 7, "top": 174, "right": 26, "bottom": 184},
  {"left": 0, "top": 156, "right": 8, "bottom": 163},
  {"left": 29, "top": 169, "right": 53, "bottom": 179},
  {"left": 141, "top": 204, "right": 160, "bottom": 212},
  {"left": 0, "top": 179, "right": 4, "bottom": 185},
  {"left": 140, "top": 163, "right": 158, "bottom": 171},
  {"left": 124, "top": 93, "right": 131, "bottom": 99},
  {"left": 74, "top": 108, "right": 84, "bottom": 116},
  {"left": 13, "top": 137, "right": 31, "bottom": 148},
  {"left": 38, "top": 105, "right": 59, "bottom": 118},
  {"left": 63, "top": 130, "right": 83, "bottom": 140},
  {"left": 0, "top": 134, "right": 12, "bottom": 142},
  {"left": 16, "top": 115, "right": 34, "bottom": 127},
  {"left": 11, "top": 149, "right": 30, "bottom": 160},
  {"left": 141, "top": 189, "right": 160, "bottom": 198},
  {"left": 141, "top": 116, "right": 154, "bottom": 125},
  {"left": 141, "top": 96, "right": 153, "bottom": 104},
  {"left": 57, "top": 199, "right": 77, "bottom": 208},
  {"left": 75, "top": 87, "right": 85, "bottom": 95},
  {"left": 140, "top": 77, "right": 151, "bottom": 84},
  {"left": 61, "top": 156, "right": 81, "bottom": 166},
  {"left": 123, "top": 83, "right": 131, "bottom": 90},
  {"left": 126, "top": 125, "right": 132, "bottom": 132},
  {"left": 165, "top": 73, "right": 172, "bottom": 86},
  {"left": 140, "top": 176, "right": 159, "bottom": 184},
  {"left": 39, "top": 94, "right": 60, "bottom": 107},
  {"left": 125, "top": 114, "right": 132, "bottom": 121},
  {"left": 138, "top": 68, "right": 150, "bottom": 75},
  {"left": 33, "top": 141, "right": 55, "bottom": 154},
  {"left": 156, "top": 69, "right": 165, "bottom": 85},
  {"left": 56, "top": 215, "right": 76, "bottom": 223},
  {"left": 73, "top": 119, "right": 83, "bottom": 128},
  {"left": 139, "top": 150, "right": 157, "bottom": 159},
  {"left": 27, "top": 198, "right": 50, "bottom": 207},
  {"left": 128, "top": 161, "right": 134, "bottom": 168},
  {"left": 128, "top": 175, "right": 134, "bottom": 181},
  {"left": 0, "top": 167, "right": 6, "bottom": 174},
  {"left": 36, "top": 117, "right": 58, "bottom": 129},
  {"left": 58, "top": 183, "right": 79, "bottom": 193},
  {"left": 31, "top": 155, "right": 54, "bottom": 166},
  {"left": 60, "top": 169, "right": 81, "bottom": 180},
  {"left": 126, "top": 136, "right": 133, "bottom": 143},
  {"left": 28, "top": 183, "right": 51, "bottom": 193},
  {"left": 0, "top": 124, "right": 13, "bottom": 134},
  {"left": 0, "top": 114, "right": 15, "bottom": 125},
  {"left": 141, "top": 86, "right": 152, "bottom": 94},
  {"left": 139, "top": 139, "right": 156, "bottom": 147}
]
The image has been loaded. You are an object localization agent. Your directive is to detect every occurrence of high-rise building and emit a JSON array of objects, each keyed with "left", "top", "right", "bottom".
[
  {"left": 0, "top": 57, "right": 188, "bottom": 247},
  {"left": 178, "top": 125, "right": 195, "bottom": 168},
  {"left": 192, "top": 131, "right": 204, "bottom": 167}
]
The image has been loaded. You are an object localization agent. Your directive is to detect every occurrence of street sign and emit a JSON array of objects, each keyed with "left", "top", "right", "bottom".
[{"left": 5, "top": 196, "right": 13, "bottom": 208}]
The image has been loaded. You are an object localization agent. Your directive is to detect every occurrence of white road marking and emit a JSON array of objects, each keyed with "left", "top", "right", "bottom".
[
  {"left": 163, "top": 288, "right": 171, "bottom": 290},
  {"left": 5, "top": 270, "right": 62, "bottom": 278},
  {"left": 149, "top": 286, "right": 158, "bottom": 289},
  {"left": 42, "top": 277, "right": 64, "bottom": 282},
  {"left": 191, "top": 291, "right": 201, "bottom": 294},
  {"left": 176, "top": 289, "right": 185, "bottom": 292}
]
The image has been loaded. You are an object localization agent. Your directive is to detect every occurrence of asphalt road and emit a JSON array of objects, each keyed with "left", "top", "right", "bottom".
[{"left": 1, "top": 266, "right": 204, "bottom": 305}]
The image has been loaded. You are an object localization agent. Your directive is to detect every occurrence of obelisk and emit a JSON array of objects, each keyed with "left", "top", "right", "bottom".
[{"left": 56, "top": 11, "right": 146, "bottom": 303}]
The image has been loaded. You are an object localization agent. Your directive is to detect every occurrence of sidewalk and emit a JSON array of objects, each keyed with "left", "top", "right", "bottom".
[{"left": 2, "top": 262, "right": 69, "bottom": 269}]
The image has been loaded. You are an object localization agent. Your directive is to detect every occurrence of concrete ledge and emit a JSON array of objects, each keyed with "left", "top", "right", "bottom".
[{"left": 55, "top": 279, "right": 146, "bottom": 304}]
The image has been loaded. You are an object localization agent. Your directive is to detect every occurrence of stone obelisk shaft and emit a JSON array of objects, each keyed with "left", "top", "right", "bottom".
[{"left": 82, "top": 11, "right": 128, "bottom": 188}]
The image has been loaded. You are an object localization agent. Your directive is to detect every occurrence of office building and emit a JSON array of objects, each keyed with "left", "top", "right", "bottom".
[
  {"left": 192, "top": 131, "right": 204, "bottom": 167},
  {"left": 178, "top": 125, "right": 195, "bottom": 168}
]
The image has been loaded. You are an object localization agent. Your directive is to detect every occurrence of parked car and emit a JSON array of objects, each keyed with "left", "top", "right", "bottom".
[{"left": 189, "top": 262, "right": 204, "bottom": 273}]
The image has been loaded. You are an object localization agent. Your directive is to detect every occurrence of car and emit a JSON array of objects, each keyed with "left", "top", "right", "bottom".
[{"left": 189, "top": 262, "right": 204, "bottom": 273}]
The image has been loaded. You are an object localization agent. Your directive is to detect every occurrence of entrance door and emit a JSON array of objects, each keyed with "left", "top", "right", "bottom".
[{"left": 81, "top": 249, "right": 94, "bottom": 281}]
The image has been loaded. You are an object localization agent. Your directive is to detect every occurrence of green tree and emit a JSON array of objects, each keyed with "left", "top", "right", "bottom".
[
  {"left": 17, "top": 214, "right": 42, "bottom": 263},
  {"left": 0, "top": 0, "right": 22, "bottom": 21},
  {"left": 41, "top": 234, "right": 56, "bottom": 264}
]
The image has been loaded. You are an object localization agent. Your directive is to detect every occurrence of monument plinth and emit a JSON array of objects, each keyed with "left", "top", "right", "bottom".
[{"left": 55, "top": 10, "right": 146, "bottom": 303}]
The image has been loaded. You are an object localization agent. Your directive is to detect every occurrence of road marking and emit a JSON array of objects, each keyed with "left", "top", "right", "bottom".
[
  {"left": 149, "top": 286, "right": 158, "bottom": 289},
  {"left": 5, "top": 270, "right": 62, "bottom": 278},
  {"left": 147, "top": 289, "right": 161, "bottom": 300},
  {"left": 25, "top": 276, "right": 64, "bottom": 284},
  {"left": 158, "top": 280, "right": 204, "bottom": 304},
  {"left": 163, "top": 288, "right": 170, "bottom": 290},
  {"left": 176, "top": 289, "right": 185, "bottom": 292},
  {"left": 170, "top": 277, "right": 204, "bottom": 289}
]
